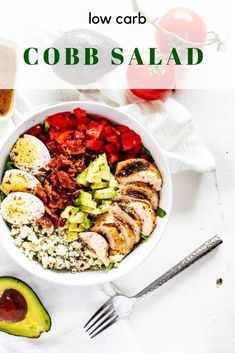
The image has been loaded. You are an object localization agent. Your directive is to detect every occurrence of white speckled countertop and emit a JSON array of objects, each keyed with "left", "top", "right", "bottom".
[{"left": 114, "top": 90, "right": 235, "bottom": 353}]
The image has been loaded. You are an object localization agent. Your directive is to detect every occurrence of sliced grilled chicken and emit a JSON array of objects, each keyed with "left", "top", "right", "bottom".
[
  {"left": 128, "top": 200, "right": 156, "bottom": 236},
  {"left": 118, "top": 182, "right": 159, "bottom": 210},
  {"left": 92, "top": 223, "right": 127, "bottom": 254},
  {"left": 115, "top": 158, "right": 162, "bottom": 191},
  {"left": 93, "top": 212, "right": 135, "bottom": 254},
  {"left": 111, "top": 203, "right": 142, "bottom": 242},
  {"left": 114, "top": 217, "right": 136, "bottom": 251},
  {"left": 80, "top": 232, "right": 110, "bottom": 266}
]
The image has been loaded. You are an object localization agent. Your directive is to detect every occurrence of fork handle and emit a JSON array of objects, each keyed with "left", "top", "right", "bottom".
[{"left": 134, "top": 235, "right": 222, "bottom": 299}]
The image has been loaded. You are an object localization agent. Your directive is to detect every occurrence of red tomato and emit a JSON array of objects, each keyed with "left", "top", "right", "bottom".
[
  {"left": 66, "top": 114, "right": 77, "bottom": 129},
  {"left": 73, "top": 107, "right": 87, "bottom": 120},
  {"left": 116, "top": 125, "right": 129, "bottom": 133},
  {"left": 121, "top": 131, "right": 142, "bottom": 151},
  {"left": 54, "top": 130, "right": 74, "bottom": 144},
  {"left": 86, "top": 121, "right": 103, "bottom": 139},
  {"left": 65, "top": 140, "right": 86, "bottom": 154},
  {"left": 86, "top": 139, "right": 104, "bottom": 151},
  {"left": 127, "top": 53, "right": 175, "bottom": 101},
  {"left": 47, "top": 112, "right": 71, "bottom": 131},
  {"left": 49, "top": 127, "right": 59, "bottom": 140},
  {"left": 99, "top": 118, "right": 110, "bottom": 126},
  {"left": 108, "top": 153, "right": 121, "bottom": 164},
  {"left": 156, "top": 8, "right": 207, "bottom": 54},
  {"left": 105, "top": 134, "right": 119, "bottom": 144},
  {"left": 77, "top": 123, "right": 87, "bottom": 131},
  {"left": 104, "top": 143, "right": 117, "bottom": 153},
  {"left": 104, "top": 125, "right": 115, "bottom": 135},
  {"left": 74, "top": 130, "right": 85, "bottom": 140}
]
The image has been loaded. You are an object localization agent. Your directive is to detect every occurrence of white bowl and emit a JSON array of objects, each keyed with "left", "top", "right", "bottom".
[{"left": 0, "top": 102, "right": 172, "bottom": 286}]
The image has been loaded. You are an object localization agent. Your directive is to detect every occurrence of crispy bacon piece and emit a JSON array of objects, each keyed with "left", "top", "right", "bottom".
[
  {"left": 36, "top": 154, "right": 85, "bottom": 228},
  {"left": 37, "top": 215, "right": 53, "bottom": 229},
  {"left": 57, "top": 171, "right": 78, "bottom": 190}
]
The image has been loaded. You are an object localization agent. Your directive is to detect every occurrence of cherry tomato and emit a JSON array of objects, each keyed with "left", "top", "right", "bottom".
[
  {"left": 127, "top": 52, "right": 175, "bottom": 101},
  {"left": 156, "top": 8, "right": 207, "bottom": 54}
]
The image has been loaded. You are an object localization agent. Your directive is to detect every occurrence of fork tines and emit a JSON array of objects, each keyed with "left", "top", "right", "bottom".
[{"left": 84, "top": 299, "right": 119, "bottom": 339}]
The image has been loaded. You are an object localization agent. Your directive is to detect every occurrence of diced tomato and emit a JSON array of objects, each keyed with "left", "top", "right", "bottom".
[
  {"left": 105, "top": 134, "right": 119, "bottom": 144},
  {"left": 108, "top": 153, "right": 121, "bottom": 164},
  {"left": 86, "top": 139, "right": 104, "bottom": 151},
  {"left": 99, "top": 129, "right": 107, "bottom": 140},
  {"left": 104, "top": 125, "right": 115, "bottom": 135},
  {"left": 133, "top": 144, "right": 142, "bottom": 154},
  {"left": 116, "top": 125, "right": 129, "bottom": 133},
  {"left": 47, "top": 112, "right": 71, "bottom": 130},
  {"left": 86, "top": 121, "right": 104, "bottom": 139},
  {"left": 99, "top": 118, "right": 110, "bottom": 126},
  {"left": 74, "top": 130, "right": 85, "bottom": 140},
  {"left": 54, "top": 130, "right": 74, "bottom": 144},
  {"left": 121, "top": 130, "right": 142, "bottom": 151},
  {"left": 66, "top": 114, "right": 77, "bottom": 129},
  {"left": 124, "top": 145, "right": 142, "bottom": 159},
  {"left": 49, "top": 127, "right": 59, "bottom": 140},
  {"left": 77, "top": 123, "right": 87, "bottom": 131},
  {"left": 79, "top": 116, "right": 90, "bottom": 125},
  {"left": 73, "top": 107, "right": 87, "bottom": 120},
  {"left": 27, "top": 124, "right": 42, "bottom": 136},
  {"left": 104, "top": 143, "right": 116, "bottom": 153},
  {"left": 65, "top": 140, "right": 86, "bottom": 154}
]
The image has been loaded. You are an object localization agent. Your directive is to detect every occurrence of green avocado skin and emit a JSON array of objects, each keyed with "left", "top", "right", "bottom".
[{"left": 0, "top": 276, "right": 51, "bottom": 338}]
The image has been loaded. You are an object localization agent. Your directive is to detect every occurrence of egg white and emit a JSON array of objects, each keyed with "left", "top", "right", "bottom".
[
  {"left": 1, "top": 192, "right": 45, "bottom": 225},
  {"left": 1, "top": 169, "right": 40, "bottom": 195},
  {"left": 10, "top": 134, "right": 51, "bottom": 175}
]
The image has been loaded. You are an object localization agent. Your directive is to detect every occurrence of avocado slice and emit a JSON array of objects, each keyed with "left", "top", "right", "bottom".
[
  {"left": 94, "top": 187, "right": 116, "bottom": 199},
  {"left": 61, "top": 206, "right": 79, "bottom": 219},
  {"left": 76, "top": 169, "right": 89, "bottom": 186},
  {"left": 0, "top": 277, "right": 51, "bottom": 338},
  {"left": 91, "top": 181, "right": 109, "bottom": 190},
  {"left": 100, "top": 164, "right": 110, "bottom": 181},
  {"left": 109, "top": 174, "right": 118, "bottom": 188},
  {"left": 69, "top": 211, "right": 86, "bottom": 224},
  {"left": 98, "top": 200, "right": 112, "bottom": 214}
]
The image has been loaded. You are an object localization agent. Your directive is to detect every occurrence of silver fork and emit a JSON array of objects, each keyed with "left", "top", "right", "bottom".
[{"left": 84, "top": 235, "right": 222, "bottom": 338}]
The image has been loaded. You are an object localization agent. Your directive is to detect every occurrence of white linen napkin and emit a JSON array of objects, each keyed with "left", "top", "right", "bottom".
[{"left": 0, "top": 89, "right": 215, "bottom": 353}]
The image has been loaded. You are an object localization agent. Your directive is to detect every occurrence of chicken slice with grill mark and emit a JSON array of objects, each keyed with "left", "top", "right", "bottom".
[
  {"left": 118, "top": 182, "right": 159, "bottom": 210},
  {"left": 115, "top": 158, "right": 162, "bottom": 191},
  {"left": 111, "top": 203, "right": 142, "bottom": 243},
  {"left": 91, "top": 222, "right": 128, "bottom": 255},
  {"left": 128, "top": 200, "right": 156, "bottom": 236},
  {"left": 79, "top": 232, "right": 110, "bottom": 266},
  {"left": 105, "top": 212, "right": 136, "bottom": 251},
  {"left": 92, "top": 212, "right": 136, "bottom": 255}
]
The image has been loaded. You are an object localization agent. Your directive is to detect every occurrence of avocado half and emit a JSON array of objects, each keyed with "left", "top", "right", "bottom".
[{"left": 0, "top": 277, "right": 51, "bottom": 338}]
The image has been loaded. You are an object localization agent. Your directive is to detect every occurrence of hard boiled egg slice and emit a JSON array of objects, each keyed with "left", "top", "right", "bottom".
[
  {"left": 1, "top": 169, "right": 40, "bottom": 195},
  {"left": 10, "top": 134, "right": 50, "bottom": 175},
  {"left": 1, "top": 192, "right": 45, "bottom": 225}
]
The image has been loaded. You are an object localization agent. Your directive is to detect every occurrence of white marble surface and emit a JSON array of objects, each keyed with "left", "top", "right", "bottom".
[{"left": 114, "top": 90, "right": 235, "bottom": 353}]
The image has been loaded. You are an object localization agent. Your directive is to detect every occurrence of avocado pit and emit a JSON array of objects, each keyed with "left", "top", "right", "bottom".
[{"left": 0, "top": 289, "right": 28, "bottom": 323}]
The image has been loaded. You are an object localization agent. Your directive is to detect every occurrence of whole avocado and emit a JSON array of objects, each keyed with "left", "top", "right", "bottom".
[{"left": 52, "top": 28, "right": 120, "bottom": 85}]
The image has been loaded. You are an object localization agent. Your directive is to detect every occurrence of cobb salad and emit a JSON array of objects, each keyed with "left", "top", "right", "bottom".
[{"left": 0, "top": 107, "right": 164, "bottom": 272}]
